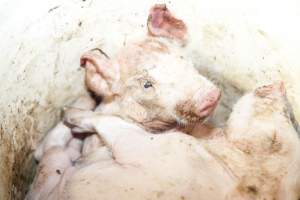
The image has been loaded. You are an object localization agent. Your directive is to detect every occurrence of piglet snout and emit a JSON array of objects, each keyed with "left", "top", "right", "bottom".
[{"left": 195, "top": 88, "right": 221, "bottom": 117}]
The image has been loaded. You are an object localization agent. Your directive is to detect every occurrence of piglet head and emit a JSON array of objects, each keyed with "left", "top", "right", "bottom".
[{"left": 80, "top": 5, "right": 220, "bottom": 132}]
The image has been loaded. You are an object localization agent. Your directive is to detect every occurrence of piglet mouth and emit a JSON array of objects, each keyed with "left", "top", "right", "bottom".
[
  {"left": 196, "top": 99, "right": 219, "bottom": 118},
  {"left": 141, "top": 119, "right": 177, "bottom": 133},
  {"left": 175, "top": 89, "right": 221, "bottom": 126}
]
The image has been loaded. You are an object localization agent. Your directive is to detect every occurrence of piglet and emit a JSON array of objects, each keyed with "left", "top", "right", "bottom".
[
  {"left": 34, "top": 95, "right": 96, "bottom": 161},
  {"left": 58, "top": 83, "right": 300, "bottom": 200}
]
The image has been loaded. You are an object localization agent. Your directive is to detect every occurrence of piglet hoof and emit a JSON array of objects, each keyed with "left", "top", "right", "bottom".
[{"left": 63, "top": 107, "right": 96, "bottom": 133}]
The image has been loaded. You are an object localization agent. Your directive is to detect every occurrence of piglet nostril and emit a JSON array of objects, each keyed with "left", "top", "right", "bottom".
[{"left": 195, "top": 88, "right": 221, "bottom": 117}]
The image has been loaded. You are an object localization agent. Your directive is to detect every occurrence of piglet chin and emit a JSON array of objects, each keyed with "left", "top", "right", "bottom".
[{"left": 141, "top": 119, "right": 177, "bottom": 133}]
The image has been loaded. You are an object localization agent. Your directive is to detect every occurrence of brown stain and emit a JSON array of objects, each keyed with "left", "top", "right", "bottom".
[
  {"left": 235, "top": 182, "right": 259, "bottom": 199},
  {"left": 233, "top": 131, "right": 283, "bottom": 156},
  {"left": 155, "top": 190, "right": 165, "bottom": 198},
  {"left": 0, "top": 134, "right": 14, "bottom": 200},
  {"left": 269, "top": 131, "right": 282, "bottom": 153},
  {"left": 229, "top": 136, "right": 287, "bottom": 200},
  {"left": 0, "top": 98, "right": 63, "bottom": 200},
  {"left": 7, "top": 103, "right": 40, "bottom": 199},
  {"left": 234, "top": 173, "right": 283, "bottom": 200},
  {"left": 175, "top": 100, "right": 205, "bottom": 124}
]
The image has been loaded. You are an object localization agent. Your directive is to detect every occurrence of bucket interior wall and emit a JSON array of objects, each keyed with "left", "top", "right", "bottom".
[{"left": 1, "top": 0, "right": 300, "bottom": 199}]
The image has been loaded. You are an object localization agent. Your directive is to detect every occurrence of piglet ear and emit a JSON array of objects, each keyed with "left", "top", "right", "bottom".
[
  {"left": 255, "top": 81, "right": 286, "bottom": 98},
  {"left": 80, "top": 49, "right": 120, "bottom": 98},
  {"left": 147, "top": 4, "right": 187, "bottom": 42}
]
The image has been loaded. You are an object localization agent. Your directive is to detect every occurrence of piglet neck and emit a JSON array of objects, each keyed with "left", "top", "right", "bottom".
[
  {"left": 95, "top": 98, "right": 177, "bottom": 133},
  {"left": 95, "top": 97, "right": 149, "bottom": 124},
  {"left": 95, "top": 99, "right": 122, "bottom": 116}
]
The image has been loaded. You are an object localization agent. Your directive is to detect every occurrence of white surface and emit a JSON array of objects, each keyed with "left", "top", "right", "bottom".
[{"left": 0, "top": 0, "right": 300, "bottom": 199}]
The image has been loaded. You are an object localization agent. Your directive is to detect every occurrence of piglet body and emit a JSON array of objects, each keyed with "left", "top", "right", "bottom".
[{"left": 58, "top": 83, "right": 300, "bottom": 200}]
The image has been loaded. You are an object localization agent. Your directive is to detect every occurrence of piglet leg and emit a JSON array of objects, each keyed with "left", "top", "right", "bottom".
[
  {"left": 82, "top": 134, "right": 103, "bottom": 156},
  {"left": 26, "top": 135, "right": 85, "bottom": 200},
  {"left": 34, "top": 122, "right": 72, "bottom": 161},
  {"left": 26, "top": 147, "right": 73, "bottom": 200},
  {"left": 63, "top": 108, "right": 96, "bottom": 133},
  {"left": 65, "top": 138, "right": 83, "bottom": 162},
  {"left": 34, "top": 95, "right": 96, "bottom": 161},
  {"left": 64, "top": 111, "right": 147, "bottom": 148}
]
